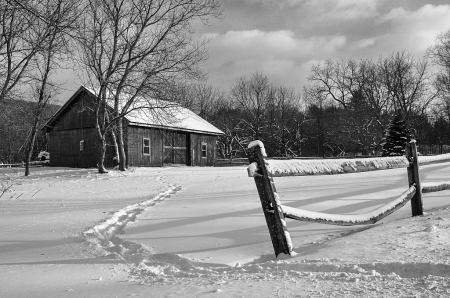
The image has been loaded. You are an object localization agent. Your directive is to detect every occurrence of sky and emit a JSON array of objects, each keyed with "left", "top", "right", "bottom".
[{"left": 57, "top": 0, "right": 450, "bottom": 103}]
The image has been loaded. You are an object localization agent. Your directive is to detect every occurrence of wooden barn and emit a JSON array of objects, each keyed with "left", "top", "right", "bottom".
[{"left": 43, "top": 86, "right": 224, "bottom": 168}]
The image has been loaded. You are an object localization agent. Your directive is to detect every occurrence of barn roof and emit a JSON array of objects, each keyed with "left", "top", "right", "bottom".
[{"left": 44, "top": 86, "right": 224, "bottom": 136}]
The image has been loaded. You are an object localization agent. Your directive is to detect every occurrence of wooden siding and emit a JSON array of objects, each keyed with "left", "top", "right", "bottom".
[
  {"left": 127, "top": 126, "right": 164, "bottom": 167},
  {"left": 48, "top": 128, "right": 116, "bottom": 168},
  {"left": 163, "top": 131, "right": 188, "bottom": 165},
  {"left": 190, "top": 133, "right": 217, "bottom": 166},
  {"left": 46, "top": 88, "right": 220, "bottom": 168},
  {"left": 127, "top": 127, "right": 217, "bottom": 167},
  {"left": 51, "top": 91, "right": 96, "bottom": 131},
  {"left": 48, "top": 128, "right": 95, "bottom": 167},
  {"left": 48, "top": 127, "right": 117, "bottom": 168}
]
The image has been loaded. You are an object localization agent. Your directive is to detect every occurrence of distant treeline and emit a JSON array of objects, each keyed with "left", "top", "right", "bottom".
[
  {"left": 0, "top": 100, "right": 59, "bottom": 164},
  {"left": 173, "top": 50, "right": 450, "bottom": 159}
]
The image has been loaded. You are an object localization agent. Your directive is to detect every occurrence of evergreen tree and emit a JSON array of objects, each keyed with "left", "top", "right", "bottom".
[{"left": 381, "top": 113, "right": 410, "bottom": 156}]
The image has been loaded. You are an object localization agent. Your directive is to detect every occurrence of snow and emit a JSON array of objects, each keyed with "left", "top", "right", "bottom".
[
  {"left": 246, "top": 152, "right": 450, "bottom": 177},
  {"left": 265, "top": 156, "right": 409, "bottom": 176},
  {"left": 273, "top": 192, "right": 295, "bottom": 255},
  {"left": 49, "top": 86, "right": 224, "bottom": 136},
  {"left": 125, "top": 103, "right": 224, "bottom": 135},
  {"left": 1, "top": 162, "right": 450, "bottom": 297},
  {"left": 419, "top": 153, "right": 450, "bottom": 165},
  {"left": 422, "top": 181, "right": 450, "bottom": 193},
  {"left": 248, "top": 140, "right": 267, "bottom": 157},
  {"left": 247, "top": 161, "right": 260, "bottom": 177},
  {"left": 281, "top": 185, "right": 416, "bottom": 225}
]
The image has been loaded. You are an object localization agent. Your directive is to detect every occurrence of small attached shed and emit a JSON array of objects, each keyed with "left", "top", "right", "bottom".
[{"left": 43, "top": 86, "right": 224, "bottom": 168}]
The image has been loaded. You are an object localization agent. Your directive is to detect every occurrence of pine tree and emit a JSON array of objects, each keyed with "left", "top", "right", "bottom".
[{"left": 381, "top": 113, "right": 410, "bottom": 156}]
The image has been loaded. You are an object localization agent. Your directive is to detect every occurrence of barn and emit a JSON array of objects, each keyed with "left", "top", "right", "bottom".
[{"left": 43, "top": 86, "right": 224, "bottom": 168}]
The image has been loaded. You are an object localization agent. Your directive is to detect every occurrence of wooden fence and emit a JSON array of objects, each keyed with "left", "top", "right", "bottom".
[
  {"left": 247, "top": 140, "right": 450, "bottom": 258},
  {"left": 0, "top": 161, "right": 49, "bottom": 168}
]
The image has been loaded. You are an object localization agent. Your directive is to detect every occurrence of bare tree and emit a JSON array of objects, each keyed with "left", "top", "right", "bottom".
[
  {"left": 228, "top": 73, "right": 303, "bottom": 157},
  {"left": 428, "top": 29, "right": 450, "bottom": 120},
  {"left": 166, "top": 80, "right": 225, "bottom": 121},
  {"left": 378, "top": 51, "right": 436, "bottom": 123},
  {"left": 0, "top": 0, "right": 79, "bottom": 174},
  {"left": 358, "top": 59, "right": 392, "bottom": 131},
  {"left": 0, "top": 100, "right": 30, "bottom": 163},
  {"left": 0, "top": 0, "right": 49, "bottom": 103},
  {"left": 191, "top": 81, "right": 224, "bottom": 120},
  {"left": 308, "top": 59, "right": 360, "bottom": 110},
  {"left": 76, "top": 0, "right": 221, "bottom": 173},
  {"left": 266, "top": 85, "right": 301, "bottom": 156},
  {"left": 231, "top": 73, "right": 271, "bottom": 141},
  {"left": 429, "top": 30, "right": 450, "bottom": 70},
  {"left": 308, "top": 59, "right": 387, "bottom": 152},
  {"left": 307, "top": 52, "right": 436, "bottom": 154},
  {"left": 21, "top": 0, "right": 78, "bottom": 176}
]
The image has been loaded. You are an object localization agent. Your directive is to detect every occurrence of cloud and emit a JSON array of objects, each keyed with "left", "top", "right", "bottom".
[
  {"left": 204, "top": 30, "right": 346, "bottom": 60},
  {"left": 377, "top": 4, "right": 450, "bottom": 54},
  {"left": 200, "top": 29, "right": 346, "bottom": 90},
  {"left": 238, "top": 0, "right": 307, "bottom": 8},
  {"left": 239, "top": 0, "right": 379, "bottom": 14},
  {"left": 353, "top": 38, "right": 377, "bottom": 49},
  {"left": 305, "top": 0, "right": 382, "bottom": 21}
]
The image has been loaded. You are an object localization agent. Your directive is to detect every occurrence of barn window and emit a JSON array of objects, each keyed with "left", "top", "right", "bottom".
[
  {"left": 201, "top": 142, "right": 207, "bottom": 158},
  {"left": 143, "top": 138, "right": 150, "bottom": 155},
  {"left": 80, "top": 140, "right": 84, "bottom": 152}
]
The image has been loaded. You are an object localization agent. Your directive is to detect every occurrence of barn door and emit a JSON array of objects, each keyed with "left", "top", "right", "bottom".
[{"left": 163, "top": 131, "right": 187, "bottom": 165}]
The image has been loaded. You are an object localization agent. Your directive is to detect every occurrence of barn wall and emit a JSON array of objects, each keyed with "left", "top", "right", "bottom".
[
  {"left": 48, "top": 128, "right": 94, "bottom": 167},
  {"left": 47, "top": 90, "right": 116, "bottom": 168},
  {"left": 126, "top": 126, "right": 218, "bottom": 167},
  {"left": 163, "top": 130, "right": 188, "bottom": 166},
  {"left": 126, "top": 126, "right": 164, "bottom": 167},
  {"left": 48, "top": 128, "right": 116, "bottom": 168},
  {"left": 46, "top": 88, "right": 221, "bottom": 168},
  {"left": 190, "top": 133, "right": 217, "bottom": 167},
  {"left": 52, "top": 91, "right": 96, "bottom": 131}
]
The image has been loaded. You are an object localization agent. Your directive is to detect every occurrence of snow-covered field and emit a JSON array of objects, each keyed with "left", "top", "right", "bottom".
[{"left": 1, "top": 162, "right": 450, "bottom": 297}]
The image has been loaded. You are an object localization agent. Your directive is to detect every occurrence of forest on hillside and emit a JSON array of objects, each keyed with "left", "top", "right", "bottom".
[{"left": 0, "top": 100, "right": 59, "bottom": 164}]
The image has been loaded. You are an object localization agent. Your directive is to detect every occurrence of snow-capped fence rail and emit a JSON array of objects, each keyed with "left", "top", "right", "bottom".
[
  {"left": 0, "top": 161, "right": 49, "bottom": 168},
  {"left": 247, "top": 140, "right": 450, "bottom": 257},
  {"left": 0, "top": 163, "right": 23, "bottom": 168},
  {"left": 281, "top": 186, "right": 416, "bottom": 226}
]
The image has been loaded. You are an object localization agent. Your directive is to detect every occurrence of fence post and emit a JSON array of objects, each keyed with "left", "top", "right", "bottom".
[
  {"left": 406, "top": 140, "right": 423, "bottom": 216},
  {"left": 248, "top": 143, "right": 293, "bottom": 257}
]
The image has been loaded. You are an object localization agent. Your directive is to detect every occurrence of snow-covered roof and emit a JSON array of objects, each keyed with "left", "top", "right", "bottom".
[
  {"left": 124, "top": 101, "right": 224, "bottom": 135},
  {"left": 44, "top": 86, "right": 224, "bottom": 136}
]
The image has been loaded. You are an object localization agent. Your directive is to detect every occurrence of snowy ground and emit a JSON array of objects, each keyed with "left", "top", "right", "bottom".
[{"left": 1, "top": 162, "right": 450, "bottom": 297}]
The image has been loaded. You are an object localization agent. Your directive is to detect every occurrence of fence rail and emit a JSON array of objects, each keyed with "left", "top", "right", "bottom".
[
  {"left": 281, "top": 186, "right": 416, "bottom": 226},
  {"left": 0, "top": 161, "right": 49, "bottom": 168},
  {"left": 247, "top": 140, "right": 450, "bottom": 257}
]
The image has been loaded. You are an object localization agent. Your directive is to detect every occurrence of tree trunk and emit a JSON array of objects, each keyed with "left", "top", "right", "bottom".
[
  {"left": 24, "top": 89, "right": 46, "bottom": 176},
  {"left": 97, "top": 131, "right": 108, "bottom": 174},
  {"left": 95, "top": 98, "right": 108, "bottom": 174},
  {"left": 117, "top": 118, "right": 127, "bottom": 171},
  {"left": 110, "top": 129, "right": 119, "bottom": 168},
  {"left": 106, "top": 112, "right": 119, "bottom": 168},
  {"left": 24, "top": 124, "right": 38, "bottom": 176}
]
